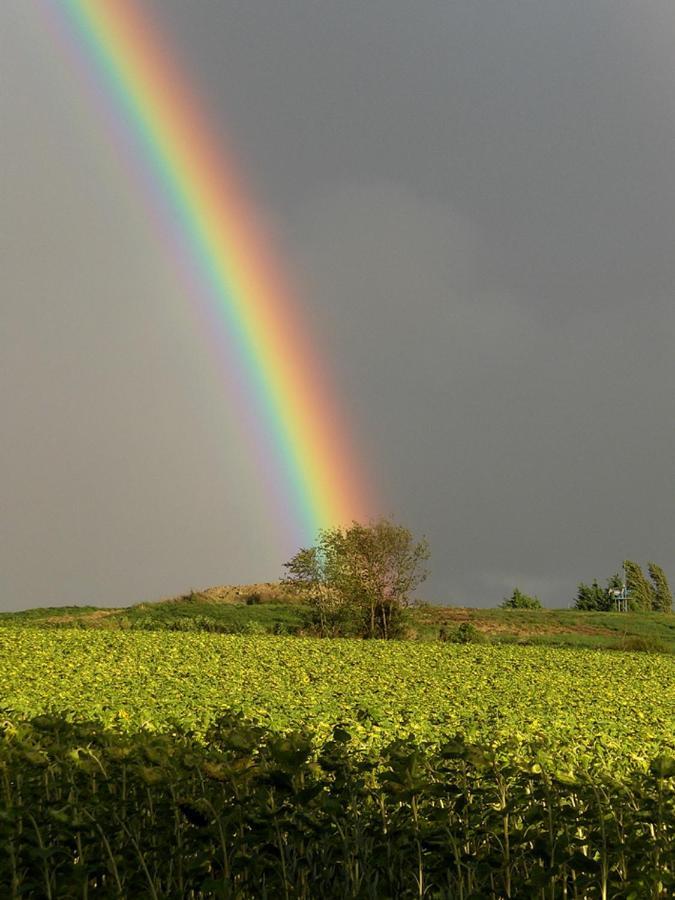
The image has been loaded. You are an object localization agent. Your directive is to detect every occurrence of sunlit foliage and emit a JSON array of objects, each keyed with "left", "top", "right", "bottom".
[{"left": 0, "top": 629, "right": 672, "bottom": 769}]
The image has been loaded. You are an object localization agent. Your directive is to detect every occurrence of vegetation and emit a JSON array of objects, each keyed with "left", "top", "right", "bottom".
[
  {"left": 649, "top": 562, "right": 674, "bottom": 613},
  {"left": 574, "top": 562, "right": 673, "bottom": 614},
  {"left": 2, "top": 526, "right": 672, "bottom": 896},
  {"left": 283, "top": 518, "right": 429, "bottom": 638},
  {"left": 438, "top": 621, "right": 487, "bottom": 644},
  {"left": 0, "top": 562, "right": 673, "bottom": 895},
  {"left": 0, "top": 629, "right": 672, "bottom": 767},
  {"left": 0, "top": 712, "right": 672, "bottom": 898},
  {"left": 501, "top": 587, "right": 542, "bottom": 609},
  {"left": 2, "top": 594, "right": 675, "bottom": 652},
  {"left": 574, "top": 574, "right": 622, "bottom": 612},
  {"left": 413, "top": 605, "right": 675, "bottom": 652},
  {"left": 623, "top": 560, "right": 656, "bottom": 612},
  {"left": 614, "top": 633, "right": 671, "bottom": 654},
  {"left": 0, "top": 590, "right": 308, "bottom": 635}
]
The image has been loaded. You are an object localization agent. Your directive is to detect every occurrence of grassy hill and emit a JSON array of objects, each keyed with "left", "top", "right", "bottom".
[
  {"left": 412, "top": 603, "right": 675, "bottom": 651},
  {"left": 0, "top": 583, "right": 306, "bottom": 634},
  {"left": 1, "top": 584, "right": 673, "bottom": 651}
]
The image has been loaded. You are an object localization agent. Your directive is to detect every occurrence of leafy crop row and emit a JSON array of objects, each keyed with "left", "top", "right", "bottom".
[
  {"left": 1, "top": 714, "right": 673, "bottom": 898},
  {"left": 0, "top": 630, "right": 672, "bottom": 771},
  {"left": 0, "top": 629, "right": 673, "bottom": 896}
]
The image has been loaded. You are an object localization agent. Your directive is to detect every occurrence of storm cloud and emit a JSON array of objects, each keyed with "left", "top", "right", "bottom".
[{"left": 2, "top": 0, "right": 674, "bottom": 609}]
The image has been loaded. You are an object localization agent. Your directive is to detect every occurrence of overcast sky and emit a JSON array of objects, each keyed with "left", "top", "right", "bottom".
[{"left": 2, "top": 1, "right": 674, "bottom": 611}]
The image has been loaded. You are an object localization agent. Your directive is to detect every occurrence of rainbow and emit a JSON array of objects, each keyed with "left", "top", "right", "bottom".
[{"left": 46, "top": 0, "right": 373, "bottom": 543}]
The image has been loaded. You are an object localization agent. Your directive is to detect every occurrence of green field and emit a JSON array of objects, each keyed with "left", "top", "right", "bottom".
[
  {"left": 2, "top": 588, "right": 675, "bottom": 652},
  {"left": 1, "top": 628, "right": 672, "bottom": 768},
  {"left": 1, "top": 626, "right": 673, "bottom": 896}
]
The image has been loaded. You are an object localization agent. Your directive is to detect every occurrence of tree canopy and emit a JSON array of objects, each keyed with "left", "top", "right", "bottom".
[
  {"left": 501, "top": 588, "right": 541, "bottom": 610},
  {"left": 574, "top": 574, "right": 622, "bottom": 611},
  {"left": 574, "top": 563, "right": 672, "bottom": 613},
  {"left": 283, "top": 519, "right": 430, "bottom": 638},
  {"left": 623, "top": 560, "right": 655, "bottom": 612},
  {"left": 647, "top": 562, "right": 673, "bottom": 613}
]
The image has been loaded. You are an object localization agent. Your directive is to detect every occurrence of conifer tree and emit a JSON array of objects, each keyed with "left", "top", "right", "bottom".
[
  {"left": 647, "top": 562, "right": 673, "bottom": 613},
  {"left": 574, "top": 580, "right": 609, "bottom": 611},
  {"left": 622, "top": 560, "right": 654, "bottom": 611},
  {"left": 501, "top": 588, "right": 541, "bottom": 610},
  {"left": 573, "top": 574, "right": 623, "bottom": 611}
]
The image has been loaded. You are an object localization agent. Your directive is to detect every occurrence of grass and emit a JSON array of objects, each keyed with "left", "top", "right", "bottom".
[
  {"left": 0, "top": 586, "right": 309, "bottom": 635},
  {"left": 1, "top": 585, "right": 673, "bottom": 651},
  {"left": 411, "top": 604, "right": 675, "bottom": 651},
  {"left": 119, "top": 598, "right": 308, "bottom": 633}
]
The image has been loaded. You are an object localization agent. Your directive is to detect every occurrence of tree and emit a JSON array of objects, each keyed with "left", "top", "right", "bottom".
[
  {"left": 623, "top": 560, "right": 654, "bottom": 612},
  {"left": 647, "top": 562, "right": 673, "bottom": 613},
  {"left": 282, "top": 545, "right": 346, "bottom": 633},
  {"left": 574, "top": 580, "right": 610, "bottom": 611},
  {"left": 501, "top": 588, "right": 541, "bottom": 610},
  {"left": 573, "top": 574, "right": 622, "bottom": 611},
  {"left": 283, "top": 519, "right": 430, "bottom": 639}
]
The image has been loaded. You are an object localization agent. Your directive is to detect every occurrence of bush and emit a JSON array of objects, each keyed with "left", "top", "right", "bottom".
[
  {"left": 613, "top": 634, "right": 670, "bottom": 654},
  {"left": 501, "top": 588, "right": 542, "bottom": 609},
  {"left": 135, "top": 616, "right": 232, "bottom": 634},
  {"left": 271, "top": 622, "right": 302, "bottom": 636},
  {"left": 306, "top": 602, "right": 363, "bottom": 638},
  {"left": 441, "top": 622, "right": 488, "bottom": 644}
]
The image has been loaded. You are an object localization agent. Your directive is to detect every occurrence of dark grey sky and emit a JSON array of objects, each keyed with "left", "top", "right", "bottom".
[{"left": 2, "top": 1, "right": 674, "bottom": 610}]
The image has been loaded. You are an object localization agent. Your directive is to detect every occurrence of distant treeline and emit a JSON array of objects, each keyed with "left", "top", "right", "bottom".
[{"left": 575, "top": 560, "right": 672, "bottom": 612}]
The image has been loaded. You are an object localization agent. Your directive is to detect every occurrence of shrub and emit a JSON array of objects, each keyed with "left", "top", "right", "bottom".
[
  {"left": 501, "top": 588, "right": 542, "bottom": 609},
  {"left": 613, "top": 634, "right": 670, "bottom": 654},
  {"left": 443, "top": 622, "right": 488, "bottom": 644},
  {"left": 574, "top": 578, "right": 614, "bottom": 611}
]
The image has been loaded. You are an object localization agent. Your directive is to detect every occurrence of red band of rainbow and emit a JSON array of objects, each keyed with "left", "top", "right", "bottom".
[{"left": 49, "top": 0, "right": 374, "bottom": 542}]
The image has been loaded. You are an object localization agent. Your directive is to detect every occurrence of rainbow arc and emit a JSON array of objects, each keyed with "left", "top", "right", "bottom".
[{"left": 53, "top": 0, "right": 373, "bottom": 541}]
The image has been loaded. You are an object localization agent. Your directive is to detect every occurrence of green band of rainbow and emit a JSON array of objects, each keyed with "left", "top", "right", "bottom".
[{"left": 52, "top": 0, "right": 373, "bottom": 541}]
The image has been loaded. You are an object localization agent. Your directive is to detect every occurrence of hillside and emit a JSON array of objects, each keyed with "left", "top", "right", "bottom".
[
  {"left": 0, "top": 583, "right": 306, "bottom": 634},
  {"left": 1, "top": 584, "right": 673, "bottom": 651},
  {"left": 412, "top": 603, "right": 675, "bottom": 651}
]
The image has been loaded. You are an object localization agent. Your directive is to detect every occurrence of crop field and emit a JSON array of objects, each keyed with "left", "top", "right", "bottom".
[
  {"left": 1, "top": 628, "right": 673, "bottom": 897},
  {"left": 1, "top": 629, "right": 673, "bottom": 766}
]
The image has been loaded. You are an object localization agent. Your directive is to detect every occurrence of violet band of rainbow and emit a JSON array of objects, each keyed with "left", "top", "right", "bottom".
[{"left": 52, "top": 0, "right": 373, "bottom": 540}]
